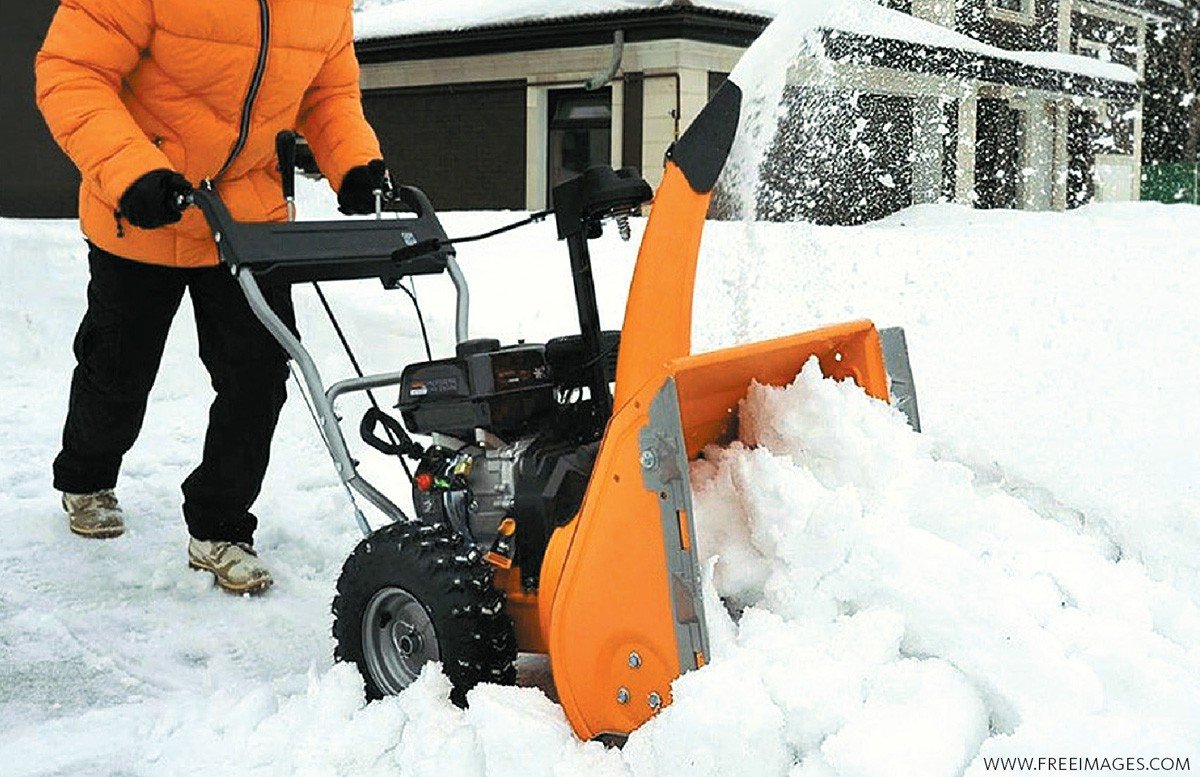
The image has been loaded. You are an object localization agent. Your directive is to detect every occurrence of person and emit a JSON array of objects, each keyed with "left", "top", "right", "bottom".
[{"left": 35, "top": 0, "right": 391, "bottom": 594}]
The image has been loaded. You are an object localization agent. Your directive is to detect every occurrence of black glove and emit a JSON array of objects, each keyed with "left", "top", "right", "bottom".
[
  {"left": 337, "top": 159, "right": 392, "bottom": 215},
  {"left": 118, "top": 169, "right": 193, "bottom": 230}
]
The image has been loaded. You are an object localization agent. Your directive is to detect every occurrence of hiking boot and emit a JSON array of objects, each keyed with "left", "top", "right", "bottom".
[
  {"left": 62, "top": 489, "right": 125, "bottom": 539},
  {"left": 187, "top": 538, "right": 273, "bottom": 594}
]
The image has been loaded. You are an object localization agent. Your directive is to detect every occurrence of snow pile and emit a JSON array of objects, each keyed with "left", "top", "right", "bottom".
[
  {"left": 686, "top": 361, "right": 1200, "bottom": 771},
  {"left": 354, "top": 0, "right": 1136, "bottom": 85},
  {"left": 692, "top": 203, "right": 1200, "bottom": 604},
  {"left": 7, "top": 342, "right": 1194, "bottom": 774}
]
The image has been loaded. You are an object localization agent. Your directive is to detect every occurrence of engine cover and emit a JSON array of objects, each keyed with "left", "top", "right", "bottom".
[{"left": 398, "top": 339, "right": 555, "bottom": 440}]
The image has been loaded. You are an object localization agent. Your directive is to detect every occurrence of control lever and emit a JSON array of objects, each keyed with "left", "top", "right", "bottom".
[
  {"left": 370, "top": 159, "right": 396, "bottom": 220},
  {"left": 275, "top": 131, "right": 298, "bottom": 222}
]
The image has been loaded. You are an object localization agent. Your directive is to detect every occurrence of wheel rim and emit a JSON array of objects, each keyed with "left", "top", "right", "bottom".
[{"left": 361, "top": 586, "right": 440, "bottom": 695}]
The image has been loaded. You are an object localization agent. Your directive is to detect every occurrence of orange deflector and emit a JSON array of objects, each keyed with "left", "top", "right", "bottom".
[{"left": 527, "top": 82, "right": 896, "bottom": 741}]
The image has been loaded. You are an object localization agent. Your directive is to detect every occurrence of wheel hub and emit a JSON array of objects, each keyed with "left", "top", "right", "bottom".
[
  {"left": 362, "top": 586, "right": 440, "bottom": 695},
  {"left": 394, "top": 627, "right": 423, "bottom": 657}
]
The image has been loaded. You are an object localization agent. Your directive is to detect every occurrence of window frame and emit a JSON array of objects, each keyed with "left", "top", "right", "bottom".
[{"left": 986, "top": 0, "right": 1037, "bottom": 26}]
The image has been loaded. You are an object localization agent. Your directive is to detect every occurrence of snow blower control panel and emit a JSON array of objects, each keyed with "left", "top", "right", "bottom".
[{"left": 398, "top": 338, "right": 555, "bottom": 440}]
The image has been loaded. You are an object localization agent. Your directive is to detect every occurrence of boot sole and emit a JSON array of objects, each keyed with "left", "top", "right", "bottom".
[
  {"left": 188, "top": 559, "right": 273, "bottom": 595},
  {"left": 70, "top": 524, "right": 125, "bottom": 539}
]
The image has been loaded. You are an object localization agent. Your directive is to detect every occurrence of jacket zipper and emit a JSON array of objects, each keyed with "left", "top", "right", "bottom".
[
  {"left": 212, "top": 0, "right": 271, "bottom": 183},
  {"left": 114, "top": 1, "right": 268, "bottom": 237}
]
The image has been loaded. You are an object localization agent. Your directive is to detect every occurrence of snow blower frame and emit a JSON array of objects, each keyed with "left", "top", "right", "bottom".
[{"left": 190, "top": 80, "right": 920, "bottom": 742}]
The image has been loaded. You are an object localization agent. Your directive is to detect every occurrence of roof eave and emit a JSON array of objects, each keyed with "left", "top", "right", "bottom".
[
  {"left": 822, "top": 30, "right": 1140, "bottom": 101},
  {"left": 355, "top": 7, "right": 770, "bottom": 63}
]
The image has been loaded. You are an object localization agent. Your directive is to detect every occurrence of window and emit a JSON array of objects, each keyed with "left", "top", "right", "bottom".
[
  {"left": 1077, "top": 40, "right": 1113, "bottom": 63},
  {"left": 547, "top": 88, "right": 612, "bottom": 199},
  {"left": 987, "top": 0, "right": 1035, "bottom": 23}
]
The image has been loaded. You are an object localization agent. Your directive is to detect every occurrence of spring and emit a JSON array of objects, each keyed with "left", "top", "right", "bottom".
[{"left": 616, "top": 215, "right": 632, "bottom": 242}]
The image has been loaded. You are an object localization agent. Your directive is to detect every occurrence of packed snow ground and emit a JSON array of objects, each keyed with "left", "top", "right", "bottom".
[{"left": 1, "top": 179, "right": 1198, "bottom": 774}]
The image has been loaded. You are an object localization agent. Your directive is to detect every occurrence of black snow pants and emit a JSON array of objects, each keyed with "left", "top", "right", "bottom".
[{"left": 53, "top": 243, "right": 295, "bottom": 544}]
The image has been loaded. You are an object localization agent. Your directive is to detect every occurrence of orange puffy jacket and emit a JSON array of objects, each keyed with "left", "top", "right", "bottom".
[{"left": 36, "top": 0, "right": 382, "bottom": 268}]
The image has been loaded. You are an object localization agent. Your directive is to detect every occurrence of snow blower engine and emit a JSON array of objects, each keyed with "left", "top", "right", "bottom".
[
  {"left": 396, "top": 165, "right": 652, "bottom": 587},
  {"left": 188, "top": 78, "right": 921, "bottom": 744}
]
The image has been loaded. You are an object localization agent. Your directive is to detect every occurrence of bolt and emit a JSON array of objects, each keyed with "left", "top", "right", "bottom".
[
  {"left": 628, "top": 652, "right": 642, "bottom": 669},
  {"left": 617, "top": 687, "right": 630, "bottom": 705},
  {"left": 648, "top": 691, "right": 662, "bottom": 709},
  {"left": 640, "top": 450, "right": 657, "bottom": 470},
  {"left": 397, "top": 632, "right": 420, "bottom": 656},
  {"left": 616, "top": 215, "right": 632, "bottom": 242}
]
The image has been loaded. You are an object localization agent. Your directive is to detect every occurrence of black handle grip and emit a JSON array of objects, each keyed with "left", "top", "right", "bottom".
[
  {"left": 275, "top": 131, "right": 298, "bottom": 201},
  {"left": 393, "top": 186, "right": 433, "bottom": 218}
]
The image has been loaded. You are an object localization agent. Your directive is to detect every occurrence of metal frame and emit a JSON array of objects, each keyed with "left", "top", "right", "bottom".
[{"left": 235, "top": 257, "right": 471, "bottom": 536}]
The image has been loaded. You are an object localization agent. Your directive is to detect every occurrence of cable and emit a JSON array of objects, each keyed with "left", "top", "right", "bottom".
[
  {"left": 445, "top": 210, "right": 553, "bottom": 246},
  {"left": 395, "top": 281, "right": 433, "bottom": 361},
  {"left": 386, "top": 208, "right": 434, "bottom": 361},
  {"left": 288, "top": 363, "right": 378, "bottom": 527},
  {"left": 289, "top": 364, "right": 329, "bottom": 447},
  {"left": 391, "top": 210, "right": 555, "bottom": 265},
  {"left": 313, "top": 282, "right": 367, "bottom": 377},
  {"left": 311, "top": 281, "right": 419, "bottom": 485}
]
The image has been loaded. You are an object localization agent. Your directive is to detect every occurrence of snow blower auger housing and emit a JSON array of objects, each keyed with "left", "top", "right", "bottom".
[{"left": 190, "top": 80, "right": 920, "bottom": 742}]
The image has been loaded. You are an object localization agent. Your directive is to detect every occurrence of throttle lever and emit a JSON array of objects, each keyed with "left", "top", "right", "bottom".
[{"left": 275, "top": 131, "right": 298, "bottom": 222}]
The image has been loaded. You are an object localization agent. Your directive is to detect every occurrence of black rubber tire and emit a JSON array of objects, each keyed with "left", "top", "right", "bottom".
[{"left": 332, "top": 521, "right": 517, "bottom": 706}]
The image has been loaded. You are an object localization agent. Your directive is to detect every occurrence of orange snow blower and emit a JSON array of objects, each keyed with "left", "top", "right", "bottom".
[{"left": 190, "top": 80, "right": 919, "bottom": 743}]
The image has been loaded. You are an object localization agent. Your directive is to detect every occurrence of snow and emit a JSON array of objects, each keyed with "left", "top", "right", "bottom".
[
  {"left": 352, "top": 0, "right": 770, "bottom": 37},
  {"left": 2, "top": 177, "right": 1199, "bottom": 773},
  {"left": 690, "top": 362, "right": 1200, "bottom": 770},
  {"left": 354, "top": 0, "right": 1137, "bottom": 85}
]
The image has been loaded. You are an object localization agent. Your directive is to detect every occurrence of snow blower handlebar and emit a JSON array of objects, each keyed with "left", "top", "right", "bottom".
[
  {"left": 187, "top": 187, "right": 457, "bottom": 286},
  {"left": 182, "top": 185, "right": 474, "bottom": 533}
]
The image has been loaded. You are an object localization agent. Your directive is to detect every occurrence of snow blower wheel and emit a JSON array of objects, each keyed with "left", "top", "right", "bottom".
[{"left": 332, "top": 522, "right": 517, "bottom": 706}]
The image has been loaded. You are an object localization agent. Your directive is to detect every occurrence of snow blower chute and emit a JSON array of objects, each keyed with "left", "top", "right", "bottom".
[{"left": 189, "top": 79, "right": 920, "bottom": 743}]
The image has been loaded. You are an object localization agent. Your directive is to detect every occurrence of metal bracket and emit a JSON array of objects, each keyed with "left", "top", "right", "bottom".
[
  {"left": 638, "top": 378, "right": 710, "bottom": 674},
  {"left": 879, "top": 326, "right": 922, "bottom": 433}
]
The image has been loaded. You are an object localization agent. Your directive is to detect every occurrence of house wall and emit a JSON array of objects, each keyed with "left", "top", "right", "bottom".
[
  {"left": 1142, "top": 19, "right": 1189, "bottom": 167},
  {"left": 772, "top": 43, "right": 1124, "bottom": 219},
  {"left": 758, "top": 88, "right": 916, "bottom": 225},
  {"left": 1, "top": 2, "right": 80, "bottom": 218},
  {"left": 360, "top": 40, "right": 745, "bottom": 209},
  {"left": 361, "top": 81, "right": 527, "bottom": 210},
  {"left": 911, "top": 0, "right": 958, "bottom": 27},
  {"left": 958, "top": 0, "right": 1062, "bottom": 52},
  {"left": 357, "top": 2, "right": 1157, "bottom": 220},
  {"left": 787, "top": 57, "right": 980, "bottom": 212},
  {"left": 1070, "top": 0, "right": 1147, "bottom": 200}
]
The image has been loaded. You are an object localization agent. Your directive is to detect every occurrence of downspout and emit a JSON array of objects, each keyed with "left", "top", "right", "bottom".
[{"left": 586, "top": 30, "right": 625, "bottom": 90}]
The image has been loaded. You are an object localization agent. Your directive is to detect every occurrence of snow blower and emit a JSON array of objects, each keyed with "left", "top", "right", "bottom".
[{"left": 189, "top": 79, "right": 919, "bottom": 743}]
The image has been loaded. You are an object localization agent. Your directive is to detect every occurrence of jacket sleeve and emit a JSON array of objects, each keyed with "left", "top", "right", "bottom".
[
  {"left": 297, "top": 6, "right": 383, "bottom": 193},
  {"left": 35, "top": 0, "right": 172, "bottom": 206}
]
